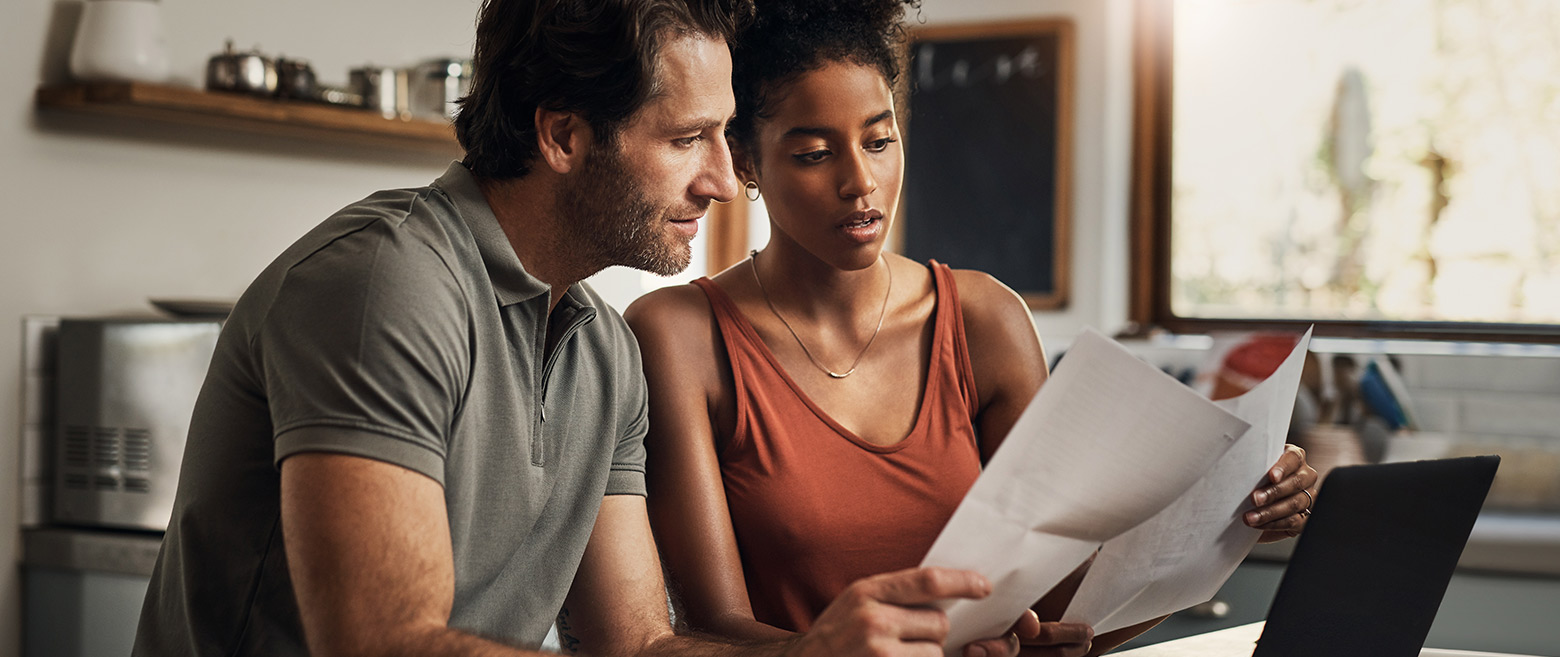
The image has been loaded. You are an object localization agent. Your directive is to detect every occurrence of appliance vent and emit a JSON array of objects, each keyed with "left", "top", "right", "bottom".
[
  {"left": 63, "top": 473, "right": 90, "bottom": 490},
  {"left": 93, "top": 427, "right": 121, "bottom": 467},
  {"left": 93, "top": 475, "right": 119, "bottom": 491},
  {"left": 124, "top": 428, "right": 152, "bottom": 471},
  {"left": 64, "top": 426, "right": 91, "bottom": 467},
  {"left": 124, "top": 477, "right": 152, "bottom": 494}
]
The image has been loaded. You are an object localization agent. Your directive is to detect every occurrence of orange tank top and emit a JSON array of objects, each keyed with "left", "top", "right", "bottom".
[{"left": 691, "top": 262, "right": 983, "bottom": 632}]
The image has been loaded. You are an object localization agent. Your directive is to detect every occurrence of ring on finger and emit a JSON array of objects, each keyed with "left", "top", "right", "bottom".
[{"left": 1298, "top": 489, "right": 1315, "bottom": 517}]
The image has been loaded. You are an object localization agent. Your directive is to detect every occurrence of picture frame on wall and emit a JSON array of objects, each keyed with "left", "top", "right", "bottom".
[{"left": 900, "top": 19, "right": 1074, "bottom": 310}]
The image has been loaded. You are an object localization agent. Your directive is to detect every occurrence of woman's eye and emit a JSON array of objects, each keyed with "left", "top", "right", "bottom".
[
  {"left": 794, "top": 149, "right": 830, "bottom": 163},
  {"left": 866, "top": 137, "right": 898, "bottom": 152}
]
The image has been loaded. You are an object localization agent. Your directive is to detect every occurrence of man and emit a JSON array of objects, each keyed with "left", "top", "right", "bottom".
[{"left": 133, "top": 1, "right": 1046, "bottom": 655}]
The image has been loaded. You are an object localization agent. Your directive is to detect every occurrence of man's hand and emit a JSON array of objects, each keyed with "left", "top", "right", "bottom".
[{"left": 787, "top": 567, "right": 1017, "bottom": 657}]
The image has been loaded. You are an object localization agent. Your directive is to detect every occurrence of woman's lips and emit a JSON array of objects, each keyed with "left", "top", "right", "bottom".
[{"left": 838, "top": 209, "right": 884, "bottom": 244}]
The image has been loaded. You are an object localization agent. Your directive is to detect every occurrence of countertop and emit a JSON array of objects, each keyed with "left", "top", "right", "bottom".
[
  {"left": 1113, "top": 622, "right": 1546, "bottom": 656},
  {"left": 22, "top": 526, "right": 164, "bottom": 577}
]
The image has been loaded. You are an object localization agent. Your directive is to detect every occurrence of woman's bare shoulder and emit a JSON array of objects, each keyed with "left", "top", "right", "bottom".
[
  {"left": 947, "top": 268, "right": 1034, "bottom": 334},
  {"left": 623, "top": 282, "right": 724, "bottom": 375}
]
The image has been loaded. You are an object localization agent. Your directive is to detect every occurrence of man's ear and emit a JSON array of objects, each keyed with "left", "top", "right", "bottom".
[
  {"left": 535, "top": 107, "right": 592, "bottom": 174},
  {"left": 729, "top": 136, "right": 759, "bottom": 186}
]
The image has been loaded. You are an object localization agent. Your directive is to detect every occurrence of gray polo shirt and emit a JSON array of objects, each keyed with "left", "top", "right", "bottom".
[{"left": 134, "top": 162, "right": 649, "bottom": 656}]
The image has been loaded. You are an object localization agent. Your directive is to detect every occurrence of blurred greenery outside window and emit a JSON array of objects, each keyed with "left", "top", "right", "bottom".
[{"left": 1159, "top": 0, "right": 1559, "bottom": 334}]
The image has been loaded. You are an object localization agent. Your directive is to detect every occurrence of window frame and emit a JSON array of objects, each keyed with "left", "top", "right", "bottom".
[{"left": 1127, "top": 0, "right": 1560, "bottom": 344}]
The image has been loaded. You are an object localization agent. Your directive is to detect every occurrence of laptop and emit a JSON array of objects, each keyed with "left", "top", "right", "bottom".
[{"left": 1252, "top": 455, "right": 1501, "bottom": 657}]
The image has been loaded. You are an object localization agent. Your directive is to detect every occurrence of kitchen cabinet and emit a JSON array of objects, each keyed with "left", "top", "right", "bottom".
[
  {"left": 34, "top": 82, "right": 461, "bottom": 156},
  {"left": 22, "top": 528, "right": 160, "bottom": 657}
]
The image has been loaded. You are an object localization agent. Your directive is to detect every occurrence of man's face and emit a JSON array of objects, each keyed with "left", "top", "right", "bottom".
[{"left": 556, "top": 35, "right": 739, "bottom": 276}]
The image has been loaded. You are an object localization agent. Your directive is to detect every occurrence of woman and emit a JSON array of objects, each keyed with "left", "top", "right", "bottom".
[{"left": 624, "top": 1, "right": 1318, "bottom": 654}]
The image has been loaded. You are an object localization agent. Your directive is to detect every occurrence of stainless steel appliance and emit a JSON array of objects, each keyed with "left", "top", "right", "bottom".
[{"left": 52, "top": 318, "right": 221, "bottom": 531}]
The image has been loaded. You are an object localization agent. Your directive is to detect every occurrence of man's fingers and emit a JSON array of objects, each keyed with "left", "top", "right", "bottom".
[
  {"left": 865, "top": 567, "right": 992, "bottom": 607},
  {"left": 874, "top": 605, "right": 953, "bottom": 644}
]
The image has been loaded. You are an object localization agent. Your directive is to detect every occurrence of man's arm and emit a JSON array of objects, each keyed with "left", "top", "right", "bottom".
[
  {"left": 281, "top": 451, "right": 541, "bottom": 657},
  {"left": 283, "top": 451, "right": 1016, "bottom": 657},
  {"left": 560, "top": 495, "right": 1017, "bottom": 657}
]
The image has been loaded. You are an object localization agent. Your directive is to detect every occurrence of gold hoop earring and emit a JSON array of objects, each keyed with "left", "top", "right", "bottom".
[{"left": 744, "top": 181, "right": 761, "bottom": 202}]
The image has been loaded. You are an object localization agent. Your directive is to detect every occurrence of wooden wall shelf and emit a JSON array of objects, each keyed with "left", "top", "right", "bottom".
[{"left": 35, "top": 82, "right": 462, "bottom": 155}]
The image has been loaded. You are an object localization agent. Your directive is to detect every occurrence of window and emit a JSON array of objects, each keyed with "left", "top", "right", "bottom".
[{"left": 1131, "top": 0, "right": 1560, "bottom": 341}]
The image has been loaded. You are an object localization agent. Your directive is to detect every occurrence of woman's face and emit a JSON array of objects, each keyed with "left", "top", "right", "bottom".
[{"left": 744, "top": 61, "right": 903, "bottom": 271}]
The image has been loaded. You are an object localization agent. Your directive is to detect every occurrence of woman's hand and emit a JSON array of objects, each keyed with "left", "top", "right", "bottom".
[
  {"left": 973, "top": 610, "right": 1092, "bottom": 657},
  {"left": 1245, "top": 444, "right": 1319, "bottom": 543}
]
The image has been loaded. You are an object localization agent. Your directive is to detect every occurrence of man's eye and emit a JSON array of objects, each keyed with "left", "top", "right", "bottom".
[
  {"left": 793, "top": 150, "right": 829, "bottom": 163},
  {"left": 674, "top": 136, "right": 702, "bottom": 147}
]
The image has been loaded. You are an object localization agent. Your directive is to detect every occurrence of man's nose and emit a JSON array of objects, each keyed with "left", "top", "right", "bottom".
[{"left": 696, "top": 136, "right": 741, "bottom": 203}]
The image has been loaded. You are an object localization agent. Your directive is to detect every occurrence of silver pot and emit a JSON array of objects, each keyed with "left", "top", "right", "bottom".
[
  {"left": 350, "top": 66, "right": 409, "bottom": 120},
  {"left": 408, "top": 58, "right": 473, "bottom": 121},
  {"left": 274, "top": 57, "right": 316, "bottom": 101},
  {"left": 206, "top": 40, "right": 276, "bottom": 96}
]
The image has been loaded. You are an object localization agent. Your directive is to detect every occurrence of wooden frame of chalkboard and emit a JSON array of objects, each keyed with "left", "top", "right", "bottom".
[{"left": 900, "top": 20, "right": 1074, "bottom": 310}]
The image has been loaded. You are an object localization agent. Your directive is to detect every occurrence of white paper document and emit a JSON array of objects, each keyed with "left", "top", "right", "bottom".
[
  {"left": 920, "top": 330, "right": 1252, "bottom": 655},
  {"left": 1062, "top": 329, "right": 1313, "bottom": 634}
]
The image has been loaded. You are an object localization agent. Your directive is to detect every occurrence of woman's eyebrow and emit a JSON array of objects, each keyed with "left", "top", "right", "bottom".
[{"left": 782, "top": 109, "right": 896, "bottom": 140}]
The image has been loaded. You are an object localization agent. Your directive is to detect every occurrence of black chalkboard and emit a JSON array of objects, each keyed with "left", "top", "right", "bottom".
[{"left": 902, "top": 21, "right": 1073, "bottom": 309}]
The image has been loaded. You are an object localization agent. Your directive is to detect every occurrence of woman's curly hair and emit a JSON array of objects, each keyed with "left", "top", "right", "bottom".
[{"left": 729, "top": 0, "right": 920, "bottom": 153}]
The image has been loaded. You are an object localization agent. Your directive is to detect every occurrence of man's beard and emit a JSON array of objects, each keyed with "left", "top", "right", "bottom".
[{"left": 554, "top": 142, "right": 697, "bottom": 277}]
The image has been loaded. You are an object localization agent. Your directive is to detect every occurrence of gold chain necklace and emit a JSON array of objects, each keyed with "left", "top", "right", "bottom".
[{"left": 749, "top": 249, "right": 892, "bottom": 379}]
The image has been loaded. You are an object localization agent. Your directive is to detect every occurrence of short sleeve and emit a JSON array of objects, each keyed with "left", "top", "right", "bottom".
[
  {"left": 605, "top": 346, "right": 649, "bottom": 496},
  {"left": 260, "top": 225, "right": 469, "bottom": 485}
]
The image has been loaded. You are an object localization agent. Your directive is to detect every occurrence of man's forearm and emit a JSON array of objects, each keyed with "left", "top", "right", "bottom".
[
  {"left": 323, "top": 624, "right": 547, "bottom": 657},
  {"left": 628, "top": 631, "right": 796, "bottom": 657}
]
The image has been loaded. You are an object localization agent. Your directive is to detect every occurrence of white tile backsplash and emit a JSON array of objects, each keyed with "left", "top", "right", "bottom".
[
  {"left": 1459, "top": 393, "right": 1560, "bottom": 440},
  {"left": 1409, "top": 354, "right": 1560, "bottom": 394},
  {"left": 1407, "top": 391, "right": 1461, "bottom": 433}
]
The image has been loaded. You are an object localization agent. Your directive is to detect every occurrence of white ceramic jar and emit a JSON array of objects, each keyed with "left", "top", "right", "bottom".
[{"left": 69, "top": 0, "right": 170, "bottom": 83}]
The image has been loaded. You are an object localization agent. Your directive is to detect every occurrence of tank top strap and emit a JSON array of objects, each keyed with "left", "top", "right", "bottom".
[
  {"left": 690, "top": 277, "right": 760, "bottom": 450},
  {"left": 928, "top": 261, "right": 981, "bottom": 421}
]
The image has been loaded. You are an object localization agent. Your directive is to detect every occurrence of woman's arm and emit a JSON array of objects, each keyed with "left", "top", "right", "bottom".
[
  {"left": 952, "top": 270, "right": 1050, "bottom": 462},
  {"left": 624, "top": 286, "right": 791, "bottom": 641}
]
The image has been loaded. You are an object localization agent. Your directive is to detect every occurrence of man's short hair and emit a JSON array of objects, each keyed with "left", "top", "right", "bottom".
[{"left": 456, "top": 0, "right": 753, "bottom": 180}]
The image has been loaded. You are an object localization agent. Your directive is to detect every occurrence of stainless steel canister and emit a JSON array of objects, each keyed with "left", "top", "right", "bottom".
[
  {"left": 408, "top": 58, "right": 473, "bottom": 121},
  {"left": 349, "top": 65, "right": 409, "bottom": 120},
  {"left": 205, "top": 40, "right": 276, "bottom": 96}
]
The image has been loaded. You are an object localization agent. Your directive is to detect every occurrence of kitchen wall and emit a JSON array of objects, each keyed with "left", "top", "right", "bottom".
[{"left": 0, "top": 0, "right": 1134, "bottom": 655}]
